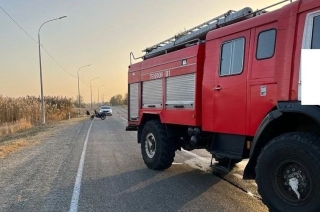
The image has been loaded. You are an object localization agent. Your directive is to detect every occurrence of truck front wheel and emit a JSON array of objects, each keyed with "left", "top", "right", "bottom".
[
  {"left": 140, "top": 120, "right": 175, "bottom": 170},
  {"left": 255, "top": 132, "right": 320, "bottom": 212}
]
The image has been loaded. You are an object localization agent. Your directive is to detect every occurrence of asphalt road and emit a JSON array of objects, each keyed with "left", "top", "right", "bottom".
[{"left": 0, "top": 106, "right": 268, "bottom": 212}]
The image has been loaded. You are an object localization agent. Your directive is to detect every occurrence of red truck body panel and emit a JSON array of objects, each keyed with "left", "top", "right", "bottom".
[
  {"left": 128, "top": 0, "right": 320, "bottom": 136},
  {"left": 127, "top": 2, "right": 320, "bottom": 210},
  {"left": 128, "top": 44, "right": 205, "bottom": 126}
]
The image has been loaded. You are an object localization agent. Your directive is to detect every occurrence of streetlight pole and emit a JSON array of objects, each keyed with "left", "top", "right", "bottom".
[
  {"left": 101, "top": 89, "right": 106, "bottom": 104},
  {"left": 102, "top": 91, "right": 107, "bottom": 104},
  {"left": 90, "top": 77, "right": 99, "bottom": 110},
  {"left": 38, "top": 15, "right": 67, "bottom": 125},
  {"left": 77, "top": 64, "right": 91, "bottom": 115},
  {"left": 98, "top": 85, "right": 105, "bottom": 105}
]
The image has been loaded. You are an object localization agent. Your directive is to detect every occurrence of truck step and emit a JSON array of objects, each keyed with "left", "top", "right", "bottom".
[
  {"left": 210, "top": 157, "right": 233, "bottom": 174},
  {"left": 210, "top": 163, "right": 231, "bottom": 174}
]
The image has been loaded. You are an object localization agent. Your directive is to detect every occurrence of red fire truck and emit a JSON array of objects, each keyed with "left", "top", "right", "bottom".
[{"left": 126, "top": 0, "right": 320, "bottom": 211}]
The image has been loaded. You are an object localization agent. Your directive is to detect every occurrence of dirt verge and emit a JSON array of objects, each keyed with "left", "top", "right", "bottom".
[{"left": 0, "top": 116, "right": 88, "bottom": 158}]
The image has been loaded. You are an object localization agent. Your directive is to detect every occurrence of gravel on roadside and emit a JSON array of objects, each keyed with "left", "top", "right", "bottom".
[{"left": 0, "top": 116, "right": 88, "bottom": 158}]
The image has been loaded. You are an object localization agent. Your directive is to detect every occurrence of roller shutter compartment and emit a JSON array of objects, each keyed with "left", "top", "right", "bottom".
[
  {"left": 129, "top": 83, "right": 139, "bottom": 120},
  {"left": 142, "top": 79, "right": 163, "bottom": 108},
  {"left": 166, "top": 73, "right": 195, "bottom": 109}
]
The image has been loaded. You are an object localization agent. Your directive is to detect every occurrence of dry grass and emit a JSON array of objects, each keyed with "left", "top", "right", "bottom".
[
  {"left": 0, "top": 95, "right": 77, "bottom": 137},
  {"left": 0, "top": 97, "right": 89, "bottom": 158},
  {"left": 0, "top": 118, "right": 32, "bottom": 137},
  {"left": 0, "top": 139, "right": 29, "bottom": 158}
]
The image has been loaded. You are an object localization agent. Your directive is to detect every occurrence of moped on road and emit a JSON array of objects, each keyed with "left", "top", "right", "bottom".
[{"left": 90, "top": 110, "right": 106, "bottom": 120}]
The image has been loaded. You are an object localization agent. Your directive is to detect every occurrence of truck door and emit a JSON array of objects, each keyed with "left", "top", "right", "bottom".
[
  {"left": 212, "top": 30, "right": 251, "bottom": 135},
  {"left": 299, "top": 10, "right": 320, "bottom": 101}
]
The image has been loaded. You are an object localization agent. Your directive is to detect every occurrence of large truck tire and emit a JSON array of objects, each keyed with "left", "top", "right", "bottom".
[
  {"left": 255, "top": 132, "right": 320, "bottom": 212},
  {"left": 140, "top": 120, "right": 175, "bottom": 170}
]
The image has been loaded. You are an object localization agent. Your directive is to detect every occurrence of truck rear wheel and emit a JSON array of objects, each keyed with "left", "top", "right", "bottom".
[
  {"left": 255, "top": 132, "right": 320, "bottom": 212},
  {"left": 141, "top": 120, "right": 175, "bottom": 170}
]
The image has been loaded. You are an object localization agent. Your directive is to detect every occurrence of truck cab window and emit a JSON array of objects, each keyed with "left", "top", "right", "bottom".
[
  {"left": 220, "top": 37, "right": 245, "bottom": 76},
  {"left": 312, "top": 16, "right": 320, "bottom": 49},
  {"left": 256, "top": 29, "right": 276, "bottom": 59}
]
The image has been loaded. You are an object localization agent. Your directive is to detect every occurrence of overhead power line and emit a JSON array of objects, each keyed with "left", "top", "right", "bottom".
[
  {"left": 41, "top": 47, "right": 77, "bottom": 78},
  {"left": 0, "top": 5, "right": 38, "bottom": 43},
  {"left": 0, "top": 5, "right": 80, "bottom": 80}
]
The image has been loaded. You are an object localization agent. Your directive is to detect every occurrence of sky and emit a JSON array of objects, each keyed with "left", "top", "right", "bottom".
[{"left": 0, "top": 0, "right": 286, "bottom": 103}]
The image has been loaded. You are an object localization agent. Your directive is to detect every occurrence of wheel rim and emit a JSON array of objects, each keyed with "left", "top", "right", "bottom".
[
  {"left": 145, "top": 133, "right": 156, "bottom": 158},
  {"left": 273, "top": 158, "right": 315, "bottom": 206}
]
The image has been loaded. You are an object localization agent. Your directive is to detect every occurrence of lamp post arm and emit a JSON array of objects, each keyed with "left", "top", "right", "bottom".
[
  {"left": 38, "top": 16, "right": 67, "bottom": 35},
  {"left": 78, "top": 65, "right": 90, "bottom": 74}
]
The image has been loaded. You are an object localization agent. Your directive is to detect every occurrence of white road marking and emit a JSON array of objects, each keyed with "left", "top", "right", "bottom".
[
  {"left": 114, "top": 110, "right": 127, "bottom": 121},
  {"left": 69, "top": 120, "right": 94, "bottom": 212},
  {"left": 181, "top": 149, "right": 211, "bottom": 163}
]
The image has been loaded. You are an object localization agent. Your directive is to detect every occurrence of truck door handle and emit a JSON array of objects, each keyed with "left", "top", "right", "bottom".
[
  {"left": 173, "top": 105, "right": 184, "bottom": 108},
  {"left": 214, "top": 85, "right": 222, "bottom": 90}
]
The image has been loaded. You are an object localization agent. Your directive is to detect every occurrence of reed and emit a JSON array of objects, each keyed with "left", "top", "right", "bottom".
[{"left": 0, "top": 95, "right": 77, "bottom": 136}]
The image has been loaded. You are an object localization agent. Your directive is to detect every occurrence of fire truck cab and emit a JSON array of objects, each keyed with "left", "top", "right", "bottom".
[{"left": 126, "top": 0, "right": 320, "bottom": 211}]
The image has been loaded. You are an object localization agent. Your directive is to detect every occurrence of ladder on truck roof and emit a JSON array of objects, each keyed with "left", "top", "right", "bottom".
[
  {"left": 142, "top": 7, "right": 253, "bottom": 59},
  {"left": 135, "top": 0, "right": 295, "bottom": 61}
]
